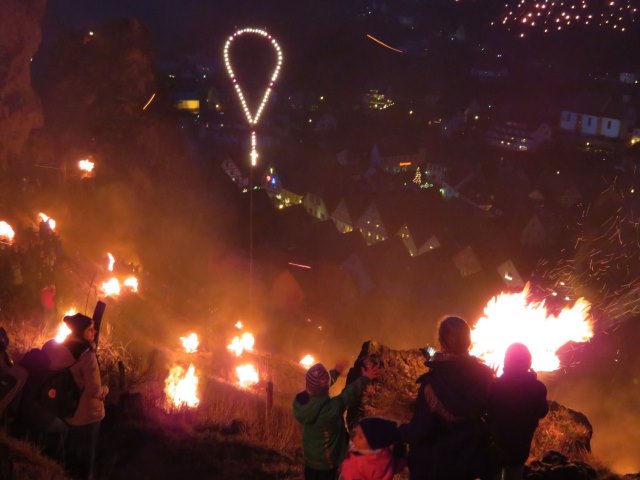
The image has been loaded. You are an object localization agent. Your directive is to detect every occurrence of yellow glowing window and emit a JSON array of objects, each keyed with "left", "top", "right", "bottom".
[{"left": 176, "top": 99, "right": 200, "bottom": 111}]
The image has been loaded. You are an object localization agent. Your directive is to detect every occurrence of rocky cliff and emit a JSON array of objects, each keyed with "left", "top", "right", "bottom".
[{"left": 0, "top": 0, "right": 47, "bottom": 168}]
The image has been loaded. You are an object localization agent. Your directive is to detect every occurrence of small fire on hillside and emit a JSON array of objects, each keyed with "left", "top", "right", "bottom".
[
  {"left": 79, "top": 159, "right": 95, "bottom": 177},
  {"left": 299, "top": 354, "right": 315, "bottom": 368},
  {"left": 235, "top": 364, "right": 259, "bottom": 388},
  {"left": 165, "top": 364, "right": 200, "bottom": 409},
  {"left": 0, "top": 221, "right": 15, "bottom": 244},
  {"left": 38, "top": 213, "right": 56, "bottom": 231},
  {"left": 99, "top": 254, "right": 139, "bottom": 297},
  {"left": 123, "top": 276, "right": 139, "bottom": 293},
  {"left": 101, "top": 278, "right": 121, "bottom": 297},
  {"left": 471, "top": 286, "right": 593, "bottom": 374},
  {"left": 227, "top": 332, "right": 255, "bottom": 357},
  {"left": 180, "top": 333, "right": 199, "bottom": 353},
  {"left": 165, "top": 335, "right": 201, "bottom": 410}
]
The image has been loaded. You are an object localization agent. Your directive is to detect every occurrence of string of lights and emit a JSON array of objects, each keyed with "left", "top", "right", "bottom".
[{"left": 223, "top": 28, "right": 283, "bottom": 167}]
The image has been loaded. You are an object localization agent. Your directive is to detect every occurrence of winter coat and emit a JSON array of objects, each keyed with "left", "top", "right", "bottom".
[
  {"left": 399, "top": 353, "right": 495, "bottom": 480},
  {"left": 339, "top": 447, "right": 405, "bottom": 480},
  {"left": 43, "top": 338, "right": 105, "bottom": 426},
  {"left": 486, "top": 370, "right": 548, "bottom": 466},
  {"left": 293, "top": 376, "right": 371, "bottom": 471}
]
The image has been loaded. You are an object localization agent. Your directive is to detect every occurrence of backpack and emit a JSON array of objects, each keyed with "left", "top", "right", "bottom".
[
  {"left": 38, "top": 367, "right": 82, "bottom": 419},
  {"left": 20, "top": 347, "right": 82, "bottom": 419}
]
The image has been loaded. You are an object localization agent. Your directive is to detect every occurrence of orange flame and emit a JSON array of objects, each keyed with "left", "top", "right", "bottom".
[
  {"left": 54, "top": 323, "right": 72, "bottom": 343},
  {"left": 38, "top": 213, "right": 56, "bottom": 231},
  {"left": 165, "top": 363, "right": 200, "bottom": 409},
  {"left": 107, "top": 252, "right": 115, "bottom": 272},
  {"left": 123, "top": 276, "right": 139, "bottom": 293},
  {"left": 180, "top": 333, "right": 199, "bottom": 353},
  {"left": 78, "top": 159, "right": 95, "bottom": 177},
  {"left": 227, "top": 332, "right": 255, "bottom": 357},
  {"left": 100, "top": 277, "right": 121, "bottom": 297},
  {"left": 299, "top": 354, "right": 315, "bottom": 368},
  {"left": 55, "top": 308, "right": 78, "bottom": 343},
  {"left": 0, "top": 221, "right": 15, "bottom": 244},
  {"left": 235, "top": 364, "right": 259, "bottom": 388},
  {"left": 470, "top": 287, "right": 593, "bottom": 374},
  {"left": 234, "top": 321, "right": 243, "bottom": 329}
]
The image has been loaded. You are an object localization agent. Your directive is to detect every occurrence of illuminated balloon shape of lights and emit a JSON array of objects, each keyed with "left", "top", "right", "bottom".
[{"left": 224, "top": 28, "right": 283, "bottom": 167}]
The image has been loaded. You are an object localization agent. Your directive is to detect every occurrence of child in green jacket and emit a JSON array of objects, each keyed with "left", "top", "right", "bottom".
[{"left": 293, "top": 361, "right": 382, "bottom": 480}]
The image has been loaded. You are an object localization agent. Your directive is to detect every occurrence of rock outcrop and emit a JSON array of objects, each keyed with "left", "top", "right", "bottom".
[
  {"left": 347, "top": 341, "right": 593, "bottom": 463},
  {"left": 0, "top": 0, "right": 47, "bottom": 167}
]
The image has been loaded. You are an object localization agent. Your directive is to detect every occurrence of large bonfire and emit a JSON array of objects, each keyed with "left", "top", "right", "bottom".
[{"left": 471, "top": 285, "right": 593, "bottom": 374}]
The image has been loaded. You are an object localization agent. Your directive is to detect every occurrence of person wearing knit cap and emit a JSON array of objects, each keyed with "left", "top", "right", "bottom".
[
  {"left": 339, "top": 417, "right": 406, "bottom": 480},
  {"left": 487, "top": 343, "right": 548, "bottom": 480},
  {"left": 294, "top": 361, "right": 382, "bottom": 480},
  {"left": 43, "top": 312, "right": 109, "bottom": 480}
]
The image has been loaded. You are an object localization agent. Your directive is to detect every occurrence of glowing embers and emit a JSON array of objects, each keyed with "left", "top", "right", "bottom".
[
  {"left": 165, "top": 363, "right": 200, "bottom": 409},
  {"left": 0, "top": 221, "right": 15, "bottom": 244},
  {"left": 223, "top": 27, "right": 283, "bottom": 166},
  {"left": 470, "top": 286, "right": 593, "bottom": 374}
]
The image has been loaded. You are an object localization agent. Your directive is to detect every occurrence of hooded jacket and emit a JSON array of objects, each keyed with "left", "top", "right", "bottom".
[
  {"left": 487, "top": 369, "right": 548, "bottom": 466},
  {"left": 339, "top": 447, "right": 405, "bottom": 480},
  {"left": 43, "top": 338, "right": 105, "bottom": 426},
  {"left": 293, "top": 376, "right": 371, "bottom": 471},
  {"left": 399, "top": 353, "right": 495, "bottom": 480}
]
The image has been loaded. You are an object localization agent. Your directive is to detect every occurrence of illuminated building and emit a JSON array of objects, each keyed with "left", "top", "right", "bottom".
[
  {"left": 560, "top": 95, "right": 636, "bottom": 140},
  {"left": 486, "top": 121, "right": 551, "bottom": 152}
]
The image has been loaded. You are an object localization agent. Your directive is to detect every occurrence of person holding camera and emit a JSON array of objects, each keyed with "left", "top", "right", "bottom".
[{"left": 399, "top": 316, "right": 495, "bottom": 480}]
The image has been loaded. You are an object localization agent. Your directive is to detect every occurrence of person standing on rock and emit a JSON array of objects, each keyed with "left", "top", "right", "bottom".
[
  {"left": 399, "top": 315, "right": 495, "bottom": 480},
  {"left": 293, "top": 361, "right": 382, "bottom": 480},
  {"left": 487, "top": 343, "right": 549, "bottom": 480}
]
